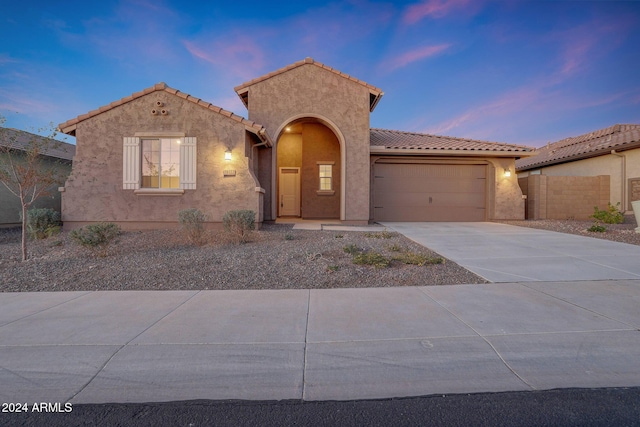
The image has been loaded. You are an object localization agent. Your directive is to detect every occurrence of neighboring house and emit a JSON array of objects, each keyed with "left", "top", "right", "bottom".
[
  {"left": 0, "top": 128, "right": 75, "bottom": 227},
  {"left": 58, "top": 57, "right": 535, "bottom": 230},
  {"left": 516, "top": 124, "right": 640, "bottom": 219}
]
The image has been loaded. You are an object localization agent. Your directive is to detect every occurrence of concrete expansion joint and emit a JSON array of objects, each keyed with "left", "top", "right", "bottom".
[
  {"left": 520, "top": 283, "right": 639, "bottom": 330},
  {"left": 67, "top": 290, "right": 203, "bottom": 403},
  {"left": 302, "top": 289, "right": 312, "bottom": 401},
  {"left": 416, "top": 287, "right": 537, "bottom": 391},
  {"left": 0, "top": 291, "right": 93, "bottom": 329}
]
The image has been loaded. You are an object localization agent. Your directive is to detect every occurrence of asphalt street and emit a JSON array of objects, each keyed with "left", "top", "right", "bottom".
[{"left": 4, "top": 387, "right": 640, "bottom": 427}]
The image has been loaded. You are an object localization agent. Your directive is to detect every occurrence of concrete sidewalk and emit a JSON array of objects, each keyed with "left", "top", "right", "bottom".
[
  {"left": 383, "top": 222, "right": 640, "bottom": 282},
  {"left": 2, "top": 281, "right": 640, "bottom": 404}
]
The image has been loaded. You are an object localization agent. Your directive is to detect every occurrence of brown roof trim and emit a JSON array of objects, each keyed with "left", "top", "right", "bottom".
[
  {"left": 370, "top": 128, "right": 535, "bottom": 156},
  {"left": 234, "top": 57, "right": 384, "bottom": 112},
  {"left": 58, "top": 83, "right": 272, "bottom": 145},
  {"left": 516, "top": 124, "right": 640, "bottom": 171}
]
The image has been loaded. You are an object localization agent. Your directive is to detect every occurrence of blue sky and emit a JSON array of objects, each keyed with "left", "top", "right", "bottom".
[{"left": 1, "top": 0, "right": 639, "bottom": 147}]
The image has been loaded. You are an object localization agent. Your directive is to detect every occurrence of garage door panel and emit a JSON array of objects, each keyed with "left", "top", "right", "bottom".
[
  {"left": 374, "top": 206, "right": 486, "bottom": 222},
  {"left": 377, "top": 192, "right": 485, "bottom": 208},
  {"left": 375, "top": 178, "right": 485, "bottom": 194},
  {"left": 373, "top": 163, "right": 487, "bottom": 222}
]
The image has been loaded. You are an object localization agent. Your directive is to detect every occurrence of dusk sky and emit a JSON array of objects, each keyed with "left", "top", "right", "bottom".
[{"left": 1, "top": 0, "right": 639, "bottom": 147}]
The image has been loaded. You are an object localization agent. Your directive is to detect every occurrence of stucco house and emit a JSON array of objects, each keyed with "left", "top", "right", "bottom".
[
  {"left": 516, "top": 124, "right": 640, "bottom": 219},
  {"left": 0, "top": 128, "right": 75, "bottom": 227},
  {"left": 58, "top": 58, "right": 534, "bottom": 230}
]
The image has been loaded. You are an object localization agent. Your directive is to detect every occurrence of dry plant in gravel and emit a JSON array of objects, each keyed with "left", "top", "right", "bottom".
[{"left": 0, "top": 224, "right": 487, "bottom": 292}]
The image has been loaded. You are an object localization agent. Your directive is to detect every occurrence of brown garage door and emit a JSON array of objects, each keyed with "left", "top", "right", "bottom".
[{"left": 373, "top": 163, "right": 486, "bottom": 221}]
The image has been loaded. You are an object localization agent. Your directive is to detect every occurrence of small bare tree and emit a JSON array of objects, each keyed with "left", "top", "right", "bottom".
[{"left": 0, "top": 117, "right": 70, "bottom": 261}]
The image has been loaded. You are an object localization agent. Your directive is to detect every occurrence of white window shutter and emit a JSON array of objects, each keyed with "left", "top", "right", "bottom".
[
  {"left": 180, "top": 137, "right": 197, "bottom": 189},
  {"left": 123, "top": 137, "right": 140, "bottom": 189}
]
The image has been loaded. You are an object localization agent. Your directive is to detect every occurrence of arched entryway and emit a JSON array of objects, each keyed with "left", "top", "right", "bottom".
[{"left": 275, "top": 118, "right": 343, "bottom": 220}]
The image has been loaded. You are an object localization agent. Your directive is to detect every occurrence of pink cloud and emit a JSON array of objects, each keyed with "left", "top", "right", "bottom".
[
  {"left": 381, "top": 44, "right": 451, "bottom": 72},
  {"left": 183, "top": 36, "right": 266, "bottom": 81},
  {"left": 552, "top": 19, "right": 631, "bottom": 78},
  {"left": 403, "top": 0, "right": 475, "bottom": 24}
]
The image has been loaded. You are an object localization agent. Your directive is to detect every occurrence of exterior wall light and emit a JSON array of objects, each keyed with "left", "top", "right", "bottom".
[
  {"left": 225, "top": 149, "right": 232, "bottom": 161},
  {"left": 504, "top": 168, "right": 511, "bottom": 177}
]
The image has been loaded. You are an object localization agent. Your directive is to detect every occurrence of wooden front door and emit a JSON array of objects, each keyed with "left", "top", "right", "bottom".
[{"left": 279, "top": 167, "right": 300, "bottom": 216}]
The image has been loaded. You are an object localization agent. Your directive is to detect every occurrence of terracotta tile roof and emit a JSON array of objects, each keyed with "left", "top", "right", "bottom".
[
  {"left": 516, "top": 124, "right": 640, "bottom": 171},
  {"left": 58, "top": 83, "right": 271, "bottom": 144},
  {"left": 370, "top": 128, "right": 535, "bottom": 155},
  {"left": 0, "top": 128, "right": 75, "bottom": 161},
  {"left": 234, "top": 57, "right": 384, "bottom": 112}
]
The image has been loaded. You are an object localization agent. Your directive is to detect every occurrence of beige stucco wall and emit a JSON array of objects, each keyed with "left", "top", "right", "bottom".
[
  {"left": 242, "top": 63, "right": 372, "bottom": 223},
  {"left": 62, "top": 91, "right": 263, "bottom": 230},
  {"left": 518, "top": 148, "right": 640, "bottom": 212},
  {"left": 488, "top": 158, "right": 525, "bottom": 220}
]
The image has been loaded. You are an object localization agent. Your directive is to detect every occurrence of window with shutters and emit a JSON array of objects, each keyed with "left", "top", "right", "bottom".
[{"left": 123, "top": 135, "right": 196, "bottom": 193}]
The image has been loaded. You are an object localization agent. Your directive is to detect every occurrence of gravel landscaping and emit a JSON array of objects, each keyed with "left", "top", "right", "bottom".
[
  {"left": 0, "top": 224, "right": 488, "bottom": 292},
  {"left": 497, "top": 214, "right": 640, "bottom": 246},
  {"left": 4, "top": 215, "right": 638, "bottom": 292}
]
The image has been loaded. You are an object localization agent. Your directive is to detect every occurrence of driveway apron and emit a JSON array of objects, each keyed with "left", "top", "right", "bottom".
[{"left": 381, "top": 222, "right": 640, "bottom": 282}]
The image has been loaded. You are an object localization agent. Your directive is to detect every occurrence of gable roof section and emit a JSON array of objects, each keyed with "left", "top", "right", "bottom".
[
  {"left": 516, "top": 124, "right": 640, "bottom": 171},
  {"left": 58, "top": 83, "right": 272, "bottom": 146},
  {"left": 0, "top": 128, "right": 75, "bottom": 161},
  {"left": 370, "top": 128, "right": 535, "bottom": 157},
  {"left": 234, "top": 57, "right": 384, "bottom": 112}
]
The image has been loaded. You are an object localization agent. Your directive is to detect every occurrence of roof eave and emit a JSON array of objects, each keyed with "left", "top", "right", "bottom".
[
  {"left": 516, "top": 141, "right": 640, "bottom": 171},
  {"left": 370, "top": 91, "right": 384, "bottom": 112},
  {"left": 370, "top": 147, "right": 536, "bottom": 158}
]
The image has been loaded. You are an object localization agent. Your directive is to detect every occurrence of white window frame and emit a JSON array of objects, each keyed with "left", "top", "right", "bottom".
[{"left": 317, "top": 161, "right": 335, "bottom": 195}]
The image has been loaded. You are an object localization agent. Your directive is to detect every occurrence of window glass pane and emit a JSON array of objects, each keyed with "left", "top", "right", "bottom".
[
  {"left": 141, "top": 139, "right": 160, "bottom": 188},
  {"left": 141, "top": 138, "right": 181, "bottom": 188},
  {"left": 319, "top": 164, "right": 332, "bottom": 190}
]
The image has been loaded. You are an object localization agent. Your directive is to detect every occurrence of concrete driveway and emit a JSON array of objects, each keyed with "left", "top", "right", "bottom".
[{"left": 382, "top": 222, "right": 640, "bottom": 282}]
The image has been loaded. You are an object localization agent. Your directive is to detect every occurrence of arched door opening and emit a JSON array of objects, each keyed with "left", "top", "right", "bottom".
[{"left": 276, "top": 119, "right": 342, "bottom": 219}]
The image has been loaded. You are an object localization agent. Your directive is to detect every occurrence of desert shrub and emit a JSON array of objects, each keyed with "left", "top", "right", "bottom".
[
  {"left": 222, "top": 209, "right": 255, "bottom": 243},
  {"left": 393, "top": 252, "right": 444, "bottom": 266},
  {"left": 69, "top": 222, "right": 121, "bottom": 257},
  {"left": 343, "top": 243, "right": 361, "bottom": 255},
  {"left": 364, "top": 230, "right": 395, "bottom": 239},
  {"left": 178, "top": 208, "right": 207, "bottom": 245},
  {"left": 591, "top": 202, "right": 623, "bottom": 224},
  {"left": 587, "top": 224, "right": 607, "bottom": 233},
  {"left": 352, "top": 251, "right": 390, "bottom": 268},
  {"left": 23, "top": 208, "right": 61, "bottom": 239},
  {"left": 388, "top": 243, "right": 403, "bottom": 252}
]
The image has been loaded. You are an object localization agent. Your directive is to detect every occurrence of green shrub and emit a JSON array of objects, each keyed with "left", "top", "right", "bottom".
[
  {"left": 178, "top": 208, "right": 207, "bottom": 245},
  {"left": 591, "top": 202, "right": 623, "bottom": 224},
  {"left": 393, "top": 252, "right": 445, "bottom": 266},
  {"left": 222, "top": 209, "right": 255, "bottom": 243},
  {"left": 327, "top": 265, "right": 340, "bottom": 272},
  {"left": 587, "top": 224, "right": 607, "bottom": 233},
  {"left": 364, "top": 230, "right": 395, "bottom": 239},
  {"left": 69, "top": 222, "right": 121, "bottom": 256},
  {"left": 343, "top": 243, "right": 361, "bottom": 255},
  {"left": 22, "top": 208, "right": 61, "bottom": 239},
  {"left": 284, "top": 232, "right": 294, "bottom": 241},
  {"left": 352, "top": 251, "right": 390, "bottom": 268}
]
